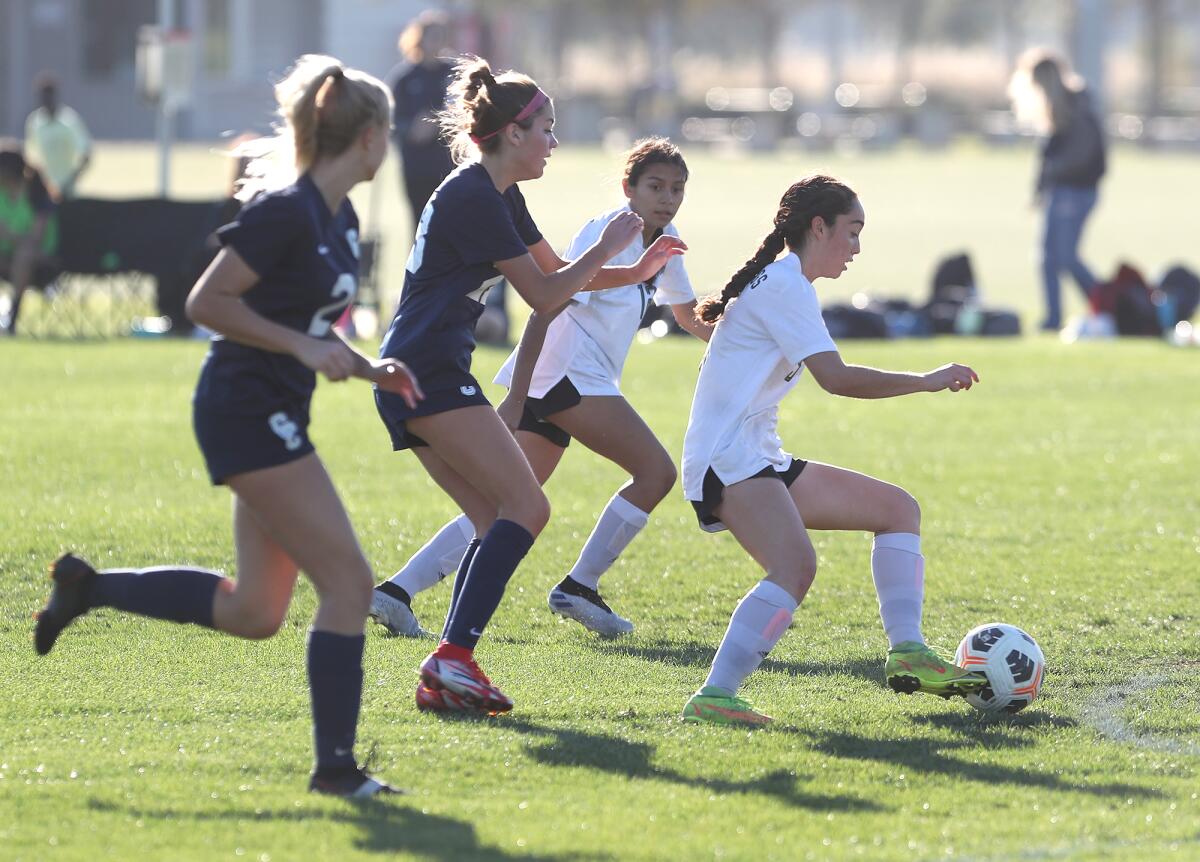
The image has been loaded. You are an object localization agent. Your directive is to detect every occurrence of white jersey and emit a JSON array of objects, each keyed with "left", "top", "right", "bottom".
[
  {"left": 681, "top": 252, "right": 837, "bottom": 501},
  {"left": 495, "top": 204, "right": 694, "bottom": 397}
]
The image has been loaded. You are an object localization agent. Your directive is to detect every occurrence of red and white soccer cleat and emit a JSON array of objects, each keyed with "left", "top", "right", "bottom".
[
  {"left": 414, "top": 683, "right": 473, "bottom": 712},
  {"left": 418, "top": 647, "right": 513, "bottom": 714}
]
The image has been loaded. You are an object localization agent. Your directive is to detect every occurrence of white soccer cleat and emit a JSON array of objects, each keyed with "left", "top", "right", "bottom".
[
  {"left": 547, "top": 581, "right": 634, "bottom": 636},
  {"left": 368, "top": 588, "right": 434, "bottom": 639}
]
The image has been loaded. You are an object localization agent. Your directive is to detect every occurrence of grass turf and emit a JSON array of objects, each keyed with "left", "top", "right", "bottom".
[
  {"left": 3, "top": 141, "right": 1200, "bottom": 859},
  {"left": 2, "top": 331, "right": 1198, "bottom": 861}
]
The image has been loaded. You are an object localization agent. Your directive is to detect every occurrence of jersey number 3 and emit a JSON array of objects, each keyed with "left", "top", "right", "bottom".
[{"left": 307, "top": 273, "right": 356, "bottom": 337}]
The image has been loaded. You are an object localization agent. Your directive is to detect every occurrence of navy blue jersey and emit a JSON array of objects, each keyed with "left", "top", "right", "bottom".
[
  {"left": 194, "top": 174, "right": 360, "bottom": 413},
  {"left": 379, "top": 162, "right": 541, "bottom": 388}
]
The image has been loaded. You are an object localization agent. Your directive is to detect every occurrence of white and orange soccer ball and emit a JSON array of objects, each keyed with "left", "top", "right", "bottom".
[{"left": 955, "top": 622, "right": 1045, "bottom": 715}]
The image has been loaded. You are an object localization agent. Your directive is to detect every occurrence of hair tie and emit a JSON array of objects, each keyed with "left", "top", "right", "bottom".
[
  {"left": 315, "top": 68, "right": 344, "bottom": 117},
  {"left": 469, "top": 89, "right": 549, "bottom": 145}
]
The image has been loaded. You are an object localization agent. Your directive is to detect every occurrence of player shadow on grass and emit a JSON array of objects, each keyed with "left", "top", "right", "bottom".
[
  {"left": 501, "top": 716, "right": 882, "bottom": 813},
  {"left": 768, "top": 725, "right": 1164, "bottom": 801},
  {"left": 910, "top": 709, "right": 1078, "bottom": 736},
  {"left": 86, "top": 797, "right": 606, "bottom": 861},
  {"left": 585, "top": 639, "right": 883, "bottom": 685}
]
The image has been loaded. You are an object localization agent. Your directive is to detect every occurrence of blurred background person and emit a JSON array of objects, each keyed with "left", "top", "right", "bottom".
[
  {"left": 1009, "top": 50, "right": 1107, "bottom": 332},
  {"left": 24, "top": 73, "right": 92, "bottom": 200},
  {"left": 387, "top": 10, "right": 456, "bottom": 227},
  {"left": 0, "top": 142, "right": 58, "bottom": 336},
  {"left": 386, "top": 10, "right": 509, "bottom": 344}
]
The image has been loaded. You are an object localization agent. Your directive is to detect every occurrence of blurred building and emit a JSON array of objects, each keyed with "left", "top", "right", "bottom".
[
  {"left": 0, "top": 0, "right": 432, "bottom": 140},
  {"left": 4, "top": 0, "right": 1200, "bottom": 150}
]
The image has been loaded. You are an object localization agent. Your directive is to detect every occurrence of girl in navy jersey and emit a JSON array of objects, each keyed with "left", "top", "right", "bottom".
[
  {"left": 371, "top": 138, "right": 710, "bottom": 639},
  {"left": 374, "top": 58, "right": 684, "bottom": 713},
  {"left": 678, "top": 175, "right": 986, "bottom": 727},
  {"left": 33, "top": 56, "right": 420, "bottom": 797}
]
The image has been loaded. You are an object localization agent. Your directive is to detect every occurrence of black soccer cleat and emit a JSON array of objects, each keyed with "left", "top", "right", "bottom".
[
  {"left": 308, "top": 766, "right": 403, "bottom": 798},
  {"left": 34, "top": 553, "right": 98, "bottom": 655}
]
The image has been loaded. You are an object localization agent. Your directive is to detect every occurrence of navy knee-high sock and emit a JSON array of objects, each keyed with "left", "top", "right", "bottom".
[
  {"left": 444, "top": 520, "right": 534, "bottom": 650},
  {"left": 88, "top": 567, "right": 223, "bottom": 628},
  {"left": 306, "top": 629, "right": 364, "bottom": 774},
  {"left": 441, "top": 538, "right": 481, "bottom": 640}
]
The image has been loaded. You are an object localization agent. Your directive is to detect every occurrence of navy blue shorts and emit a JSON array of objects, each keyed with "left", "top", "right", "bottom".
[
  {"left": 516, "top": 376, "right": 582, "bottom": 449},
  {"left": 691, "top": 458, "right": 808, "bottom": 533},
  {"left": 375, "top": 372, "right": 491, "bottom": 451},
  {"left": 193, "top": 400, "right": 314, "bottom": 485}
]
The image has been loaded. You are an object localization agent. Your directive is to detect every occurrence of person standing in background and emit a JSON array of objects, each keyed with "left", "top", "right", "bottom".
[
  {"left": 24, "top": 74, "right": 92, "bottom": 200},
  {"left": 1009, "top": 50, "right": 1107, "bottom": 332},
  {"left": 387, "top": 11, "right": 457, "bottom": 227},
  {"left": 386, "top": 11, "right": 510, "bottom": 343},
  {"left": 0, "top": 143, "right": 58, "bottom": 336}
]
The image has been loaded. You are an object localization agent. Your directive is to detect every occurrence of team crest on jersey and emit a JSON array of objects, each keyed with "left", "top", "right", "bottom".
[
  {"left": 346, "top": 229, "right": 360, "bottom": 259},
  {"left": 460, "top": 385, "right": 477, "bottom": 396}
]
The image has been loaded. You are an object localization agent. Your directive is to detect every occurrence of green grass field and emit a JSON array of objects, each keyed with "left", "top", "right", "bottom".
[{"left": 3, "top": 144, "right": 1200, "bottom": 860}]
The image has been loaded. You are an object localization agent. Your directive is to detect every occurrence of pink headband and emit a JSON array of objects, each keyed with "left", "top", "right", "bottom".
[{"left": 469, "top": 89, "right": 549, "bottom": 144}]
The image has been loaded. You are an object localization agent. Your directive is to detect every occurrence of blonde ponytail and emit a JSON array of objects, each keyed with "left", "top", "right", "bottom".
[{"left": 234, "top": 54, "right": 392, "bottom": 200}]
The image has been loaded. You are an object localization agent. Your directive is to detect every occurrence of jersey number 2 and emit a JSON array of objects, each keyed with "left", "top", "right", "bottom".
[{"left": 307, "top": 273, "right": 356, "bottom": 337}]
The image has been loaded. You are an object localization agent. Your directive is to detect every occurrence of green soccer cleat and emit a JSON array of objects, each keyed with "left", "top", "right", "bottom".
[
  {"left": 681, "top": 687, "right": 773, "bottom": 727},
  {"left": 885, "top": 640, "right": 988, "bottom": 699}
]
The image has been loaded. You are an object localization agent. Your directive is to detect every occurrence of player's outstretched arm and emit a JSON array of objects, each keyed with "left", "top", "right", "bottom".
[
  {"left": 187, "top": 248, "right": 358, "bottom": 382},
  {"left": 805, "top": 351, "right": 979, "bottom": 399},
  {"left": 671, "top": 300, "right": 714, "bottom": 342},
  {"left": 332, "top": 330, "right": 424, "bottom": 408},
  {"left": 498, "top": 212, "right": 681, "bottom": 313},
  {"left": 497, "top": 302, "right": 569, "bottom": 430}
]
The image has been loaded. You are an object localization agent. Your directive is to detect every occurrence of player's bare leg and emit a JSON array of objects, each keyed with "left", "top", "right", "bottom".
[{"left": 541, "top": 396, "right": 674, "bottom": 634}]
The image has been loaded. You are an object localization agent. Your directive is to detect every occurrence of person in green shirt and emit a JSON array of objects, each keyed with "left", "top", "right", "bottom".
[{"left": 0, "top": 143, "right": 58, "bottom": 335}]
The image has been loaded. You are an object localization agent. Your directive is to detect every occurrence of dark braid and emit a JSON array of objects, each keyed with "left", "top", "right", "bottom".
[
  {"left": 696, "top": 174, "right": 857, "bottom": 324},
  {"left": 697, "top": 229, "right": 785, "bottom": 323}
]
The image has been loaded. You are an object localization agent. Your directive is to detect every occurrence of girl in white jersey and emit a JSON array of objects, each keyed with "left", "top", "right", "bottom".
[
  {"left": 679, "top": 175, "right": 988, "bottom": 727},
  {"left": 371, "top": 138, "right": 710, "bottom": 638}
]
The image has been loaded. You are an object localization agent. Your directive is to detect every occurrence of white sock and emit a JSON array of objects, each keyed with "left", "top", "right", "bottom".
[
  {"left": 871, "top": 532, "right": 925, "bottom": 649},
  {"left": 386, "top": 514, "right": 474, "bottom": 597},
  {"left": 703, "top": 580, "right": 798, "bottom": 695},
  {"left": 565, "top": 493, "right": 649, "bottom": 591}
]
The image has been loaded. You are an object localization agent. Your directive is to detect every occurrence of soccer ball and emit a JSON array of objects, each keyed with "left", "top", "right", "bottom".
[{"left": 954, "top": 623, "right": 1045, "bottom": 715}]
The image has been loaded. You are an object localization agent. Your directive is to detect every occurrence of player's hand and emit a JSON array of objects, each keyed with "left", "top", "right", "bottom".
[
  {"left": 496, "top": 392, "right": 524, "bottom": 432},
  {"left": 295, "top": 337, "right": 357, "bottom": 382},
  {"left": 597, "top": 211, "right": 644, "bottom": 259},
  {"left": 370, "top": 359, "right": 424, "bottom": 408},
  {"left": 633, "top": 235, "right": 687, "bottom": 282},
  {"left": 924, "top": 363, "right": 979, "bottom": 393}
]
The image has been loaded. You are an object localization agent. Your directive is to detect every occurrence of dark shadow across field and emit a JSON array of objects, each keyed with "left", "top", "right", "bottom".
[
  {"left": 501, "top": 717, "right": 882, "bottom": 813},
  {"left": 87, "top": 797, "right": 607, "bottom": 861},
  {"left": 764, "top": 724, "right": 1163, "bottom": 800}
]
